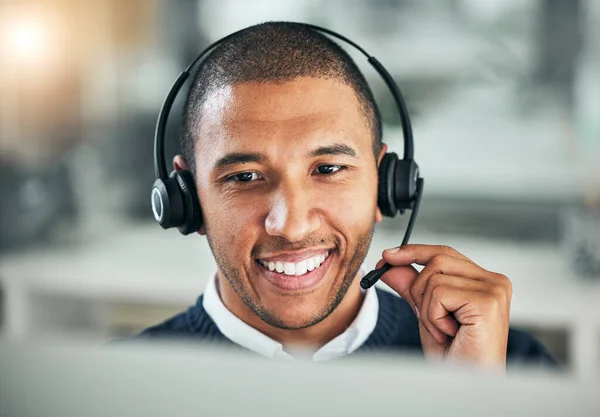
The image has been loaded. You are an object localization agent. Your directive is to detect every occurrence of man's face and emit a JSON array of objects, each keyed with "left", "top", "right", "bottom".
[{"left": 194, "top": 77, "right": 383, "bottom": 330}]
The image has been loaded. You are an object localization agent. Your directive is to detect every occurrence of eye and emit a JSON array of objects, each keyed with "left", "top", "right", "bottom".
[
  {"left": 228, "top": 172, "right": 263, "bottom": 183},
  {"left": 314, "top": 165, "right": 344, "bottom": 175}
]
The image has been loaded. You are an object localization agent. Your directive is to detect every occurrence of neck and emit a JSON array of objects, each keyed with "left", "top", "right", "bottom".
[{"left": 218, "top": 273, "right": 364, "bottom": 350}]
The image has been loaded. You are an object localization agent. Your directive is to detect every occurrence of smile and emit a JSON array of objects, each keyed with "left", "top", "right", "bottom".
[
  {"left": 257, "top": 251, "right": 331, "bottom": 277},
  {"left": 255, "top": 248, "right": 335, "bottom": 291}
]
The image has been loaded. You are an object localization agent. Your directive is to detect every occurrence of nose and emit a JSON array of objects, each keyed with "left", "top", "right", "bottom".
[{"left": 265, "top": 184, "right": 321, "bottom": 242}]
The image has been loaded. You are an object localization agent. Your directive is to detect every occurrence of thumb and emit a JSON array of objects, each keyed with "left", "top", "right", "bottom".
[{"left": 379, "top": 262, "right": 419, "bottom": 313}]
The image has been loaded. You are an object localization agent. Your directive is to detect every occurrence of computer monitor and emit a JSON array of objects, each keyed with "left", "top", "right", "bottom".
[{"left": 0, "top": 338, "right": 597, "bottom": 417}]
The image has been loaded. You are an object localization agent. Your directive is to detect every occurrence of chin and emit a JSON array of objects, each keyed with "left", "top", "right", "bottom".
[{"left": 255, "top": 294, "right": 332, "bottom": 330}]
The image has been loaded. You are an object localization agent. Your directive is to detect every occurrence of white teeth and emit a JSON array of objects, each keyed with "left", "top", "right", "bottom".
[
  {"left": 295, "top": 260, "right": 307, "bottom": 276},
  {"left": 260, "top": 252, "right": 330, "bottom": 277},
  {"left": 284, "top": 262, "right": 296, "bottom": 275}
]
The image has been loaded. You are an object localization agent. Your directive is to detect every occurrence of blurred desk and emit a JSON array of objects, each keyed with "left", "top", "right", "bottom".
[
  {"left": 1, "top": 224, "right": 600, "bottom": 380},
  {"left": 0, "top": 224, "right": 213, "bottom": 340}
]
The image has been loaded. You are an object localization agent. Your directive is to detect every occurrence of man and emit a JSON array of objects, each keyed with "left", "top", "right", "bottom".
[{"left": 139, "top": 22, "right": 557, "bottom": 369}]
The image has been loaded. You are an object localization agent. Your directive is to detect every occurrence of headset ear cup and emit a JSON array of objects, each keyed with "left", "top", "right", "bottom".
[
  {"left": 173, "top": 170, "right": 203, "bottom": 235},
  {"left": 394, "top": 159, "right": 420, "bottom": 210},
  {"left": 377, "top": 153, "right": 399, "bottom": 217},
  {"left": 151, "top": 177, "right": 185, "bottom": 229}
]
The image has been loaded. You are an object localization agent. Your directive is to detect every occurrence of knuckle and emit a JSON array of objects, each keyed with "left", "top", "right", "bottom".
[
  {"left": 479, "top": 294, "right": 496, "bottom": 315},
  {"left": 430, "top": 273, "right": 444, "bottom": 286},
  {"left": 425, "top": 274, "right": 446, "bottom": 297},
  {"left": 439, "top": 245, "right": 458, "bottom": 257},
  {"left": 489, "top": 284, "right": 507, "bottom": 302},
  {"left": 430, "top": 254, "right": 450, "bottom": 270},
  {"left": 501, "top": 275, "right": 513, "bottom": 294},
  {"left": 431, "top": 284, "right": 448, "bottom": 300},
  {"left": 506, "top": 280, "right": 513, "bottom": 298},
  {"left": 481, "top": 292, "right": 503, "bottom": 314},
  {"left": 425, "top": 274, "right": 445, "bottom": 296},
  {"left": 493, "top": 273, "right": 513, "bottom": 296}
]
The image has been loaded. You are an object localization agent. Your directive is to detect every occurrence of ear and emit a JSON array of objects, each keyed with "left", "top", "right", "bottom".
[
  {"left": 173, "top": 155, "right": 189, "bottom": 171},
  {"left": 173, "top": 155, "right": 207, "bottom": 235},
  {"left": 375, "top": 143, "right": 388, "bottom": 223}
]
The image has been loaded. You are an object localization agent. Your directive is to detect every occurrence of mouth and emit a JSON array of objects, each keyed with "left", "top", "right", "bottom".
[{"left": 255, "top": 249, "right": 335, "bottom": 291}]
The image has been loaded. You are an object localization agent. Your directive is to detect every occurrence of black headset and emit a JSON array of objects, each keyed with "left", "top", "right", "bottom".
[{"left": 151, "top": 23, "right": 424, "bottom": 288}]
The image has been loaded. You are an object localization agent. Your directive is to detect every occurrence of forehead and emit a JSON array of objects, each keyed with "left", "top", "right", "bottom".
[{"left": 195, "top": 77, "right": 371, "bottom": 165}]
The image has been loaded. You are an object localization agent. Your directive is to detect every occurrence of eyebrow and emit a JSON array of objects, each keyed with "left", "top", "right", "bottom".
[
  {"left": 212, "top": 143, "right": 358, "bottom": 171},
  {"left": 307, "top": 143, "right": 357, "bottom": 158},
  {"left": 213, "top": 152, "right": 267, "bottom": 170}
]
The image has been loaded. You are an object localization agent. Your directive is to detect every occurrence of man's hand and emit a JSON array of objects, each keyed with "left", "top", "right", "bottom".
[{"left": 377, "top": 244, "right": 512, "bottom": 368}]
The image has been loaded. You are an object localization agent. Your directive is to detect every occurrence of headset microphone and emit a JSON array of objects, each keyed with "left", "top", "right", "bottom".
[
  {"left": 151, "top": 23, "right": 424, "bottom": 289},
  {"left": 361, "top": 177, "right": 423, "bottom": 289}
]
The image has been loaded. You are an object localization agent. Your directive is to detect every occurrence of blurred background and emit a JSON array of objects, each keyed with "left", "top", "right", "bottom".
[{"left": 0, "top": 0, "right": 599, "bottom": 379}]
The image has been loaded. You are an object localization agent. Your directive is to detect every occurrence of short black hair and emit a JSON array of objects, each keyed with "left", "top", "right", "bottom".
[{"left": 182, "top": 21, "right": 382, "bottom": 174}]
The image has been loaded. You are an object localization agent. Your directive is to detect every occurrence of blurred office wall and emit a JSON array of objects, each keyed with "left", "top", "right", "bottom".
[
  {"left": 0, "top": 0, "right": 599, "bottom": 374},
  {"left": 1, "top": 0, "right": 598, "bottom": 248}
]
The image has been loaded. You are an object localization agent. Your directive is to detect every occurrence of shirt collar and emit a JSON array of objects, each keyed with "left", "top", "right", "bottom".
[{"left": 202, "top": 269, "right": 379, "bottom": 361}]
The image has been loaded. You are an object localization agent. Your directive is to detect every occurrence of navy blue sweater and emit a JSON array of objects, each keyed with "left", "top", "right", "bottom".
[{"left": 138, "top": 288, "right": 558, "bottom": 367}]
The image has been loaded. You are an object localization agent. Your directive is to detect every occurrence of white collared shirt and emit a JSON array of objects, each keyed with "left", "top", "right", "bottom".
[{"left": 202, "top": 271, "right": 379, "bottom": 361}]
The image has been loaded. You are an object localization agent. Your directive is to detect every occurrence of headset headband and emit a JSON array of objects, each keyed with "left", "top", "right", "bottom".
[
  {"left": 151, "top": 23, "right": 423, "bottom": 289},
  {"left": 153, "top": 23, "right": 414, "bottom": 181}
]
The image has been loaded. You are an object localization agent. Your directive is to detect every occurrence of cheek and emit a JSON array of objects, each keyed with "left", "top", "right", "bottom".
[
  {"left": 317, "top": 178, "right": 378, "bottom": 229},
  {"left": 201, "top": 191, "right": 263, "bottom": 250}
]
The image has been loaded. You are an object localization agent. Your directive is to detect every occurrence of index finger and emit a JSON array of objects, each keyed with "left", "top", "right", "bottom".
[{"left": 382, "top": 244, "right": 473, "bottom": 267}]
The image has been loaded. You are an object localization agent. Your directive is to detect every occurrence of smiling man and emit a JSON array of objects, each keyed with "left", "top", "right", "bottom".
[{"left": 140, "top": 22, "right": 557, "bottom": 369}]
